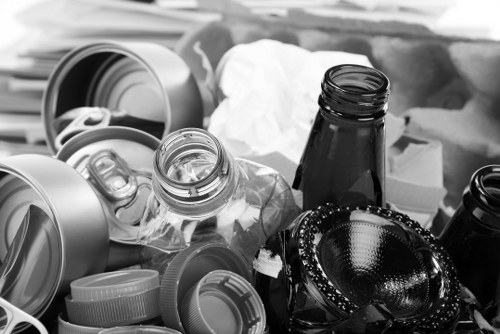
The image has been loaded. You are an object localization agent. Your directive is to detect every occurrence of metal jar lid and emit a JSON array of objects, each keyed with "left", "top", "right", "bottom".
[
  {"left": 43, "top": 41, "right": 204, "bottom": 153},
  {"left": 0, "top": 154, "right": 109, "bottom": 329},
  {"left": 57, "top": 126, "right": 160, "bottom": 244}
]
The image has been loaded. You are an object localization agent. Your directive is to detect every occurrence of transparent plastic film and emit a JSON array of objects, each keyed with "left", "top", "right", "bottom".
[
  {"left": 138, "top": 128, "right": 300, "bottom": 266},
  {"left": 75, "top": 149, "right": 152, "bottom": 243}
]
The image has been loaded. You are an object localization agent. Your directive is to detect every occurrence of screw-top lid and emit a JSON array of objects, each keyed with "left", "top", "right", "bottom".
[
  {"left": 180, "top": 270, "right": 266, "bottom": 334},
  {"left": 58, "top": 314, "right": 104, "bottom": 334},
  {"left": 65, "top": 287, "right": 160, "bottom": 328},
  {"left": 70, "top": 270, "right": 160, "bottom": 302},
  {"left": 159, "top": 242, "right": 251, "bottom": 333},
  {"left": 97, "top": 325, "right": 181, "bottom": 334}
]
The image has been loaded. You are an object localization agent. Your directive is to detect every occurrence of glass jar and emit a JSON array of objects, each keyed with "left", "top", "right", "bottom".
[
  {"left": 138, "top": 128, "right": 299, "bottom": 268},
  {"left": 293, "top": 64, "right": 390, "bottom": 211},
  {"left": 440, "top": 165, "right": 500, "bottom": 321}
]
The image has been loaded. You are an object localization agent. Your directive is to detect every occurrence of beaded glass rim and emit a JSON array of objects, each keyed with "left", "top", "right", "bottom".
[{"left": 295, "top": 204, "right": 461, "bottom": 332}]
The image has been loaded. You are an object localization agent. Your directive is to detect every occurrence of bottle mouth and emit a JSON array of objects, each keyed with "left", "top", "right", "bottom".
[
  {"left": 320, "top": 64, "right": 390, "bottom": 120},
  {"left": 470, "top": 165, "right": 500, "bottom": 213},
  {"left": 153, "top": 128, "right": 236, "bottom": 215}
]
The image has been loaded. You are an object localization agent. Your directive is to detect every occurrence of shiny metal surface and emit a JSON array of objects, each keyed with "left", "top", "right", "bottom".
[
  {"left": 57, "top": 126, "right": 159, "bottom": 245},
  {"left": 43, "top": 41, "right": 204, "bottom": 154},
  {"left": 0, "top": 154, "right": 109, "bottom": 323}
]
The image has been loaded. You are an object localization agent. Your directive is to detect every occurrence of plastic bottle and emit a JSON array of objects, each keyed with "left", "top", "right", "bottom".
[
  {"left": 293, "top": 64, "right": 390, "bottom": 210},
  {"left": 138, "top": 128, "right": 299, "bottom": 269}
]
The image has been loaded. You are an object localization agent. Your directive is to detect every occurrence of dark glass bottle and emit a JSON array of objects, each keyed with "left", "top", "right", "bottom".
[
  {"left": 440, "top": 165, "right": 500, "bottom": 321},
  {"left": 293, "top": 64, "right": 390, "bottom": 210}
]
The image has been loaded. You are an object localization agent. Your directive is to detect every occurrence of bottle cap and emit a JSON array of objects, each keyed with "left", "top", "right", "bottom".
[
  {"left": 65, "top": 287, "right": 160, "bottom": 328},
  {"left": 70, "top": 270, "right": 160, "bottom": 302},
  {"left": 58, "top": 314, "right": 104, "bottom": 334},
  {"left": 180, "top": 270, "right": 266, "bottom": 334},
  {"left": 159, "top": 242, "right": 251, "bottom": 333},
  {"left": 97, "top": 325, "right": 181, "bottom": 334}
]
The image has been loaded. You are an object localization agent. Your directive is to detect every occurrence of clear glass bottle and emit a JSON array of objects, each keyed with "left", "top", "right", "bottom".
[
  {"left": 293, "top": 64, "right": 390, "bottom": 211},
  {"left": 440, "top": 165, "right": 500, "bottom": 321},
  {"left": 138, "top": 128, "right": 299, "bottom": 268}
]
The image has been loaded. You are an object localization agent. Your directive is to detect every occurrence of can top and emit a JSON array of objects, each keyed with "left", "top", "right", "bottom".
[
  {"left": 57, "top": 126, "right": 160, "bottom": 244},
  {"left": 57, "top": 126, "right": 160, "bottom": 170}
]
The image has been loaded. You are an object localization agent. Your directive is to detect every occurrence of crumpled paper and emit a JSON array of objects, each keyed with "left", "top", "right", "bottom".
[
  {"left": 209, "top": 39, "right": 388, "bottom": 163},
  {"left": 208, "top": 39, "right": 446, "bottom": 228}
]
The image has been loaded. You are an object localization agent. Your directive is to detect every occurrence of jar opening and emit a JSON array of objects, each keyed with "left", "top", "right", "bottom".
[{"left": 320, "top": 64, "right": 390, "bottom": 120}]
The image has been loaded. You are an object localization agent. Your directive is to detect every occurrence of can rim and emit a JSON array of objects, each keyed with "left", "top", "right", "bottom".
[
  {"left": 56, "top": 126, "right": 161, "bottom": 162},
  {"left": 43, "top": 41, "right": 201, "bottom": 154},
  {"left": 0, "top": 155, "right": 109, "bottom": 322}
]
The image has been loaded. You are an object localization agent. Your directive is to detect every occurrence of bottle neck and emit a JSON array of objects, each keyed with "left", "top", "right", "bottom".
[
  {"left": 465, "top": 165, "right": 500, "bottom": 230},
  {"left": 319, "top": 64, "right": 390, "bottom": 121},
  {"left": 152, "top": 128, "right": 238, "bottom": 217}
]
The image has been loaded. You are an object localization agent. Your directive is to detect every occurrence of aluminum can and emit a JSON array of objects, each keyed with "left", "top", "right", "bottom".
[
  {"left": 43, "top": 41, "right": 203, "bottom": 153},
  {"left": 0, "top": 154, "right": 109, "bottom": 331}
]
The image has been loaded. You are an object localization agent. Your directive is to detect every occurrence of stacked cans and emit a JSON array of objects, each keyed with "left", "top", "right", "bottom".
[{"left": 0, "top": 41, "right": 204, "bottom": 332}]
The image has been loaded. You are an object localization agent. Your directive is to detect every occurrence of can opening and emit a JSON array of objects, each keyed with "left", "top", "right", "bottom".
[{"left": 49, "top": 52, "right": 166, "bottom": 149}]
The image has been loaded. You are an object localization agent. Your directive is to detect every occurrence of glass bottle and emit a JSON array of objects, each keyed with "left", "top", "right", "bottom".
[
  {"left": 255, "top": 204, "right": 461, "bottom": 334},
  {"left": 293, "top": 64, "right": 390, "bottom": 210},
  {"left": 439, "top": 165, "right": 500, "bottom": 321},
  {"left": 138, "top": 128, "right": 299, "bottom": 269}
]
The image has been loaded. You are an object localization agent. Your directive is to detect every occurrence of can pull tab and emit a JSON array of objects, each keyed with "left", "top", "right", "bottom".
[
  {"left": 55, "top": 107, "right": 112, "bottom": 150},
  {"left": 87, "top": 149, "right": 138, "bottom": 201},
  {"left": 0, "top": 297, "right": 48, "bottom": 334}
]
